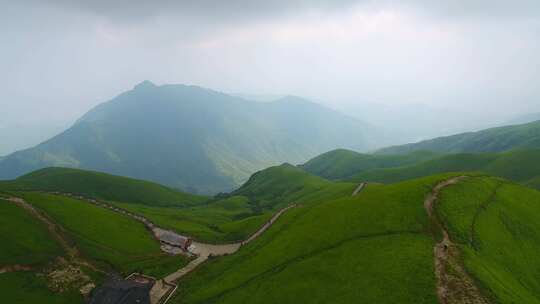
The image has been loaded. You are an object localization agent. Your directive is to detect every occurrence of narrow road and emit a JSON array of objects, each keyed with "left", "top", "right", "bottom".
[
  {"left": 146, "top": 204, "right": 298, "bottom": 303},
  {"left": 5, "top": 193, "right": 297, "bottom": 304},
  {"left": 352, "top": 182, "right": 366, "bottom": 196},
  {"left": 164, "top": 204, "right": 297, "bottom": 282},
  {"left": 424, "top": 177, "right": 489, "bottom": 304}
]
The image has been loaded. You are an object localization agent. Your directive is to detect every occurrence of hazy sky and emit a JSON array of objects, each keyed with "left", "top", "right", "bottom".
[{"left": 1, "top": 1, "right": 540, "bottom": 144}]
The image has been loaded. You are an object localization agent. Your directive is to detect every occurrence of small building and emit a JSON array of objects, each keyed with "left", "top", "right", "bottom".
[{"left": 159, "top": 230, "right": 192, "bottom": 250}]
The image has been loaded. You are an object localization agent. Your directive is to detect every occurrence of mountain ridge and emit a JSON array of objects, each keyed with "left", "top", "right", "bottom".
[
  {"left": 0, "top": 82, "right": 375, "bottom": 194},
  {"left": 377, "top": 119, "right": 540, "bottom": 155}
]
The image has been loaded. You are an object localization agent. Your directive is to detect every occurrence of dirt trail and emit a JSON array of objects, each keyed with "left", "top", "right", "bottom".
[
  {"left": 425, "top": 177, "right": 489, "bottom": 304},
  {"left": 2, "top": 197, "right": 78, "bottom": 258},
  {"left": 0, "top": 264, "right": 33, "bottom": 274},
  {"left": 0, "top": 197, "right": 104, "bottom": 273},
  {"left": 51, "top": 192, "right": 191, "bottom": 256},
  {"left": 352, "top": 182, "right": 366, "bottom": 196},
  {"left": 3, "top": 193, "right": 296, "bottom": 304}
]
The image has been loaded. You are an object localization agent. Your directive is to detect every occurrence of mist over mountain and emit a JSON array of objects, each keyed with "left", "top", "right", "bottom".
[
  {"left": 505, "top": 112, "right": 540, "bottom": 126},
  {"left": 0, "top": 121, "right": 68, "bottom": 157},
  {"left": 0, "top": 81, "right": 375, "bottom": 194}
]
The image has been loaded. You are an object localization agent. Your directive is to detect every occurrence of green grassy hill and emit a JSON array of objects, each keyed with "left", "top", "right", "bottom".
[
  {"left": 3, "top": 163, "right": 540, "bottom": 303},
  {"left": 0, "top": 167, "right": 206, "bottom": 207},
  {"left": 173, "top": 174, "right": 451, "bottom": 304},
  {"left": 232, "top": 163, "right": 348, "bottom": 208},
  {"left": 17, "top": 192, "right": 188, "bottom": 277},
  {"left": 438, "top": 177, "right": 540, "bottom": 303},
  {"left": 112, "top": 164, "right": 355, "bottom": 243},
  {"left": 301, "top": 149, "right": 439, "bottom": 180},
  {"left": 173, "top": 174, "right": 540, "bottom": 304},
  {"left": 0, "top": 201, "right": 62, "bottom": 267},
  {"left": 1, "top": 196, "right": 86, "bottom": 303},
  {"left": 1, "top": 189, "right": 189, "bottom": 304},
  {"left": 1, "top": 272, "right": 82, "bottom": 304},
  {"left": 348, "top": 149, "right": 540, "bottom": 189},
  {"left": 378, "top": 120, "right": 540, "bottom": 155}
]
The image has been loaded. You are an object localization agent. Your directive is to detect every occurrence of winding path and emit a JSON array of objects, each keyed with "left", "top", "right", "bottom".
[
  {"left": 424, "top": 177, "right": 489, "bottom": 304},
  {"left": 2, "top": 193, "right": 298, "bottom": 304},
  {"left": 164, "top": 204, "right": 297, "bottom": 282},
  {"left": 352, "top": 182, "right": 366, "bottom": 196},
  {"left": 147, "top": 204, "right": 297, "bottom": 303}
]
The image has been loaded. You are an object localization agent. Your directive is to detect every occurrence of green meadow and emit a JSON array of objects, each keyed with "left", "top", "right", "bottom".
[
  {"left": 0, "top": 272, "right": 82, "bottom": 304},
  {"left": 0, "top": 167, "right": 206, "bottom": 207},
  {"left": 438, "top": 177, "right": 540, "bottom": 303},
  {"left": 346, "top": 149, "right": 540, "bottom": 190},
  {"left": 17, "top": 192, "right": 188, "bottom": 277},
  {"left": 0, "top": 201, "right": 63, "bottom": 266},
  {"left": 173, "top": 174, "right": 460, "bottom": 304},
  {"left": 3, "top": 163, "right": 540, "bottom": 304}
]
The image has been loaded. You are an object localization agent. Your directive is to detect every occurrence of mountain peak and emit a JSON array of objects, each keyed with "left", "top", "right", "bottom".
[{"left": 134, "top": 80, "right": 157, "bottom": 90}]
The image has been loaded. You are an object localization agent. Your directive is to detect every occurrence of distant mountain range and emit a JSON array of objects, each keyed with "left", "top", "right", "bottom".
[
  {"left": 377, "top": 119, "right": 540, "bottom": 155},
  {"left": 0, "top": 81, "right": 375, "bottom": 194}
]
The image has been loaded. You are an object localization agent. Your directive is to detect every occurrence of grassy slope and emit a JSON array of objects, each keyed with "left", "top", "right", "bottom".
[
  {"left": 438, "top": 177, "right": 540, "bottom": 303},
  {"left": 174, "top": 174, "right": 460, "bottom": 304},
  {"left": 114, "top": 197, "right": 274, "bottom": 244},
  {"left": 18, "top": 192, "right": 188, "bottom": 277},
  {"left": 232, "top": 163, "right": 354, "bottom": 209},
  {"left": 378, "top": 120, "right": 540, "bottom": 154},
  {"left": 348, "top": 149, "right": 540, "bottom": 189},
  {"left": 301, "top": 149, "right": 438, "bottom": 180},
  {"left": 2, "top": 165, "right": 349, "bottom": 245},
  {"left": 526, "top": 176, "right": 540, "bottom": 189},
  {"left": 115, "top": 164, "right": 355, "bottom": 243},
  {"left": 0, "top": 201, "right": 62, "bottom": 266},
  {"left": 0, "top": 272, "right": 82, "bottom": 304},
  {"left": 0, "top": 167, "right": 207, "bottom": 207}
]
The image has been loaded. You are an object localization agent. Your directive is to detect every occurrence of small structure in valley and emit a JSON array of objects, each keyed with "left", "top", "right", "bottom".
[{"left": 153, "top": 228, "right": 192, "bottom": 251}]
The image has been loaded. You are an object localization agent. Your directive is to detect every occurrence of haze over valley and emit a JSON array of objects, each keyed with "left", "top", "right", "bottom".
[{"left": 2, "top": 1, "right": 540, "bottom": 304}]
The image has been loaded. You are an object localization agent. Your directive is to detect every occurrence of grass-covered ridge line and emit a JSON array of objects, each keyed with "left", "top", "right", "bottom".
[
  {"left": 173, "top": 174, "right": 464, "bottom": 304},
  {"left": 0, "top": 164, "right": 353, "bottom": 245},
  {"left": 437, "top": 177, "right": 540, "bottom": 303},
  {"left": 113, "top": 164, "right": 356, "bottom": 243},
  {"left": 348, "top": 149, "right": 540, "bottom": 190},
  {"left": 0, "top": 167, "right": 207, "bottom": 207},
  {"left": 301, "top": 148, "right": 439, "bottom": 180},
  {"left": 232, "top": 163, "right": 355, "bottom": 209},
  {"left": 378, "top": 119, "right": 540, "bottom": 154},
  {"left": 17, "top": 192, "right": 188, "bottom": 277}
]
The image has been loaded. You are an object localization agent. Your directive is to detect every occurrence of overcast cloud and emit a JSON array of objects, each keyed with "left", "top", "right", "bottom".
[{"left": 1, "top": 0, "right": 540, "bottom": 153}]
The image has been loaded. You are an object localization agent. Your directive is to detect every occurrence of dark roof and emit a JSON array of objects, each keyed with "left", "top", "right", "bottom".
[
  {"left": 89, "top": 278, "right": 152, "bottom": 304},
  {"left": 159, "top": 231, "right": 189, "bottom": 246}
]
